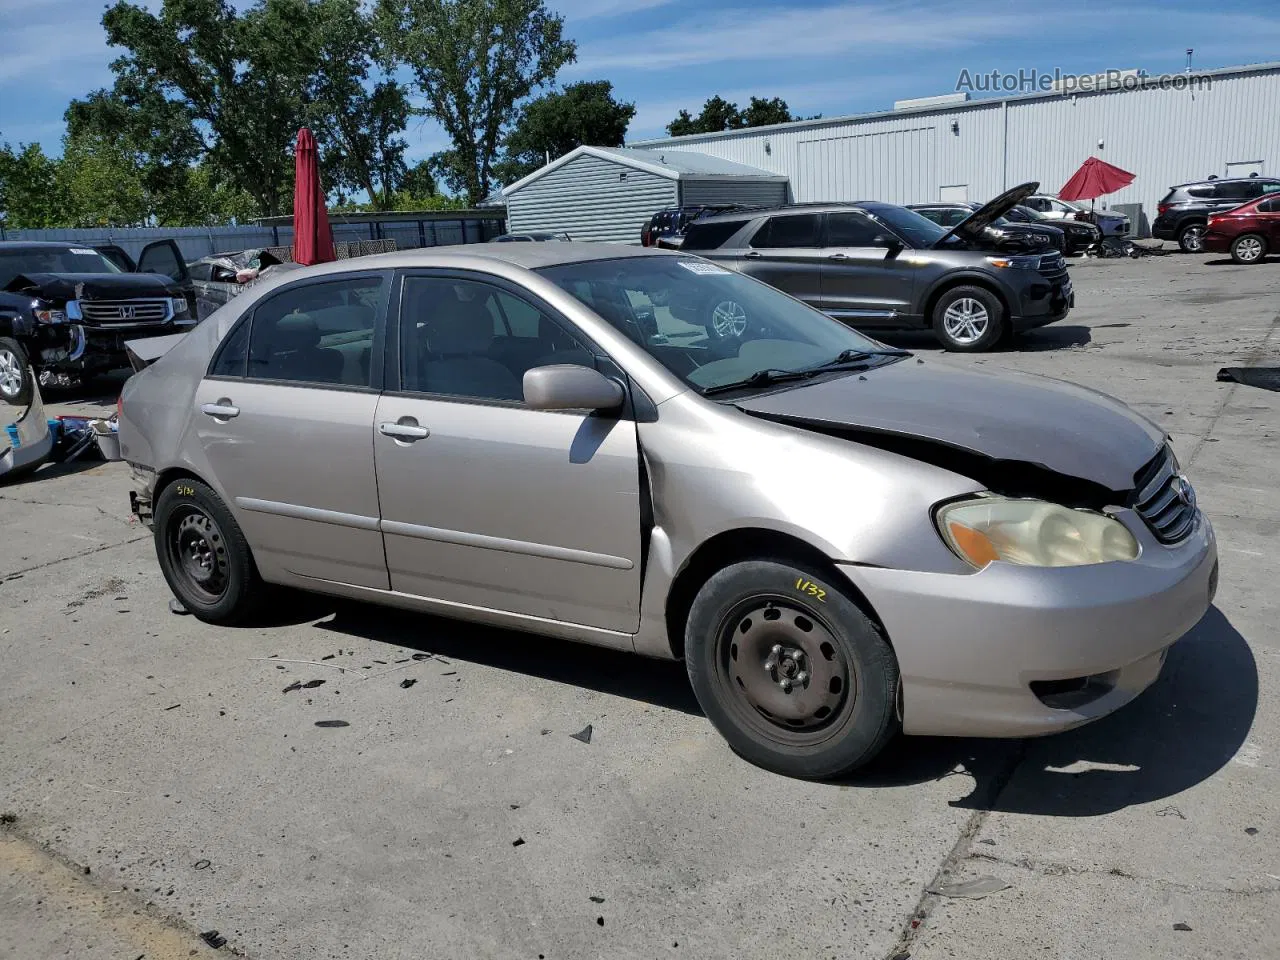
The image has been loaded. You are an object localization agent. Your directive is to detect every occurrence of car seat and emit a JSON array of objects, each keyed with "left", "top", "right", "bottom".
[{"left": 251, "top": 314, "right": 343, "bottom": 383}]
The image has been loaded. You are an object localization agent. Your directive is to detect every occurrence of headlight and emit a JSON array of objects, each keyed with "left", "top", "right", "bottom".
[
  {"left": 171, "top": 297, "right": 189, "bottom": 315},
  {"left": 985, "top": 255, "right": 1041, "bottom": 270},
  {"left": 34, "top": 308, "right": 67, "bottom": 324},
  {"left": 936, "top": 496, "right": 1139, "bottom": 569}
]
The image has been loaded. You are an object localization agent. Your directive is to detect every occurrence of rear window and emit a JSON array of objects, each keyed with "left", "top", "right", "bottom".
[
  {"left": 681, "top": 219, "right": 749, "bottom": 250},
  {"left": 1184, "top": 186, "right": 1215, "bottom": 199}
]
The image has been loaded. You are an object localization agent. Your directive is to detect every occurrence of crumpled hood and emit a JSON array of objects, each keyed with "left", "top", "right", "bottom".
[
  {"left": 5, "top": 272, "right": 179, "bottom": 300},
  {"left": 734, "top": 359, "right": 1165, "bottom": 493}
]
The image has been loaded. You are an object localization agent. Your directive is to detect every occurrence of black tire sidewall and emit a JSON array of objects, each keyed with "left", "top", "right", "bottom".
[
  {"left": 0, "top": 338, "right": 33, "bottom": 406},
  {"left": 685, "top": 559, "right": 899, "bottom": 779},
  {"left": 931, "top": 285, "right": 1005, "bottom": 352},
  {"left": 153, "top": 479, "right": 262, "bottom": 624},
  {"left": 1232, "top": 234, "right": 1267, "bottom": 264},
  {"left": 1178, "top": 223, "right": 1205, "bottom": 253}
]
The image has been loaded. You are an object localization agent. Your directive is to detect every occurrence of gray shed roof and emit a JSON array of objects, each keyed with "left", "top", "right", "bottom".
[{"left": 501, "top": 145, "right": 785, "bottom": 197}]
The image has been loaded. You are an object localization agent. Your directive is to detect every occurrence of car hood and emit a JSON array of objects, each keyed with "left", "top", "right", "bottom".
[
  {"left": 4, "top": 272, "right": 179, "bottom": 300},
  {"left": 937, "top": 182, "right": 1040, "bottom": 248},
  {"left": 734, "top": 359, "right": 1165, "bottom": 494}
]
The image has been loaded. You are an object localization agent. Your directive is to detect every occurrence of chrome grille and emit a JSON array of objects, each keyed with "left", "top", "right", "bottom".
[
  {"left": 1132, "top": 447, "right": 1197, "bottom": 544},
  {"left": 78, "top": 299, "right": 172, "bottom": 326},
  {"left": 1037, "top": 252, "right": 1068, "bottom": 280}
]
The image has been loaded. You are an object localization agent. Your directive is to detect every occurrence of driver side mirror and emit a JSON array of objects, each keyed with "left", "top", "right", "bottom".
[{"left": 523, "top": 364, "right": 624, "bottom": 412}]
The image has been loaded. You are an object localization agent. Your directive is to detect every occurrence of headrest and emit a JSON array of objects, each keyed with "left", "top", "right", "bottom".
[
  {"left": 427, "top": 297, "right": 493, "bottom": 355},
  {"left": 273, "top": 313, "right": 321, "bottom": 351}
]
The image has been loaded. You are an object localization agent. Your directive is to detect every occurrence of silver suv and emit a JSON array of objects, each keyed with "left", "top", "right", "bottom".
[{"left": 680, "top": 183, "right": 1074, "bottom": 352}]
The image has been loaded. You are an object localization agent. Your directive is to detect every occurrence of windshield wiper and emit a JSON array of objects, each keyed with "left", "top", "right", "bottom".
[
  {"left": 802, "top": 347, "right": 912, "bottom": 371},
  {"left": 702, "top": 367, "right": 814, "bottom": 395}
]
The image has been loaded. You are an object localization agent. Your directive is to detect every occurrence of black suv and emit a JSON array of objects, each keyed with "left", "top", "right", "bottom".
[
  {"left": 908, "top": 202, "right": 1067, "bottom": 253},
  {"left": 1001, "top": 205, "right": 1100, "bottom": 255},
  {"left": 641, "top": 204, "right": 743, "bottom": 249},
  {"left": 0, "top": 240, "right": 195, "bottom": 401},
  {"left": 680, "top": 183, "right": 1073, "bottom": 352},
  {"left": 1153, "top": 177, "right": 1280, "bottom": 252}
]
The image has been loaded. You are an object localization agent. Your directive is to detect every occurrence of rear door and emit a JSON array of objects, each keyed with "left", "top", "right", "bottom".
[
  {"left": 372, "top": 271, "right": 644, "bottom": 634},
  {"left": 733, "top": 213, "right": 824, "bottom": 309},
  {"left": 819, "top": 211, "right": 915, "bottom": 324},
  {"left": 194, "top": 271, "right": 390, "bottom": 588}
]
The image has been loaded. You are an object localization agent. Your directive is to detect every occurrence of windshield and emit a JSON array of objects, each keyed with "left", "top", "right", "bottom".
[
  {"left": 537, "top": 256, "right": 896, "bottom": 394},
  {"left": 0, "top": 247, "right": 123, "bottom": 288},
  {"left": 859, "top": 203, "right": 949, "bottom": 248}
]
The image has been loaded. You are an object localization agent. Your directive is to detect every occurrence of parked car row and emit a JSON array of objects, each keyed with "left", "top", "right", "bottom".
[{"left": 1153, "top": 175, "right": 1280, "bottom": 253}]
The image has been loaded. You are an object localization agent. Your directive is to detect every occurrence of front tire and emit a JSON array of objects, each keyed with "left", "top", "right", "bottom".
[
  {"left": 1231, "top": 233, "right": 1267, "bottom": 264},
  {"left": 931, "top": 285, "right": 1005, "bottom": 352},
  {"left": 0, "top": 337, "right": 33, "bottom": 406},
  {"left": 685, "top": 559, "right": 900, "bottom": 779},
  {"left": 153, "top": 479, "right": 264, "bottom": 624},
  {"left": 1178, "top": 223, "right": 1206, "bottom": 253}
]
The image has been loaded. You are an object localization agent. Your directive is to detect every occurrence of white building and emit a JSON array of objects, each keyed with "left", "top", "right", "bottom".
[{"left": 628, "top": 61, "right": 1280, "bottom": 236}]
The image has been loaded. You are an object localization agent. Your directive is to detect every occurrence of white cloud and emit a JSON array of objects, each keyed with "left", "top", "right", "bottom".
[{"left": 569, "top": 1, "right": 1047, "bottom": 73}]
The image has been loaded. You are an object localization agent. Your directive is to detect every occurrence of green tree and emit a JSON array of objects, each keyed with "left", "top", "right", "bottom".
[
  {"left": 665, "top": 95, "right": 810, "bottom": 137},
  {"left": 376, "top": 0, "right": 577, "bottom": 205},
  {"left": 57, "top": 131, "right": 150, "bottom": 227},
  {"left": 400, "top": 160, "right": 438, "bottom": 201},
  {"left": 0, "top": 140, "right": 65, "bottom": 228},
  {"left": 495, "top": 80, "right": 634, "bottom": 184}
]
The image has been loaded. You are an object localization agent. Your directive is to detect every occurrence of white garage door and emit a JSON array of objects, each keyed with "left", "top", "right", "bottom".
[{"left": 796, "top": 127, "right": 936, "bottom": 204}]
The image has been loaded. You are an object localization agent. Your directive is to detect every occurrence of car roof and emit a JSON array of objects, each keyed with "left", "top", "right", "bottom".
[
  {"left": 1170, "top": 177, "right": 1274, "bottom": 188},
  {"left": 267, "top": 242, "right": 681, "bottom": 275},
  {"left": 0, "top": 241, "right": 98, "bottom": 251},
  {"left": 694, "top": 202, "right": 882, "bottom": 223}
]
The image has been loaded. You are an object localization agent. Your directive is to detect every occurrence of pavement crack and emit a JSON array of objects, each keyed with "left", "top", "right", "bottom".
[
  {"left": 3, "top": 535, "right": 150, "bottom": 579},
  {"left": 968, "top": 850, "right": 1280, "bottom": 896},
  {"left": 881, "top": 742, "right": 1027, "bottom": 960}
]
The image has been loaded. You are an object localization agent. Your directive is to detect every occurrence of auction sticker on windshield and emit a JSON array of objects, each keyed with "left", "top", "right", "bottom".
[
  {"left": 679, "top": 261, "right": 731, "bottom": 275},
  {"left": 71, "top": 248, "right": 99, "bottom": 255}
]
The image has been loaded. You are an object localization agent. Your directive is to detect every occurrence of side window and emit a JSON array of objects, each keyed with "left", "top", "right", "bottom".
[
  {"left": 246, "top": 276, "right": 382, "bottom": 387},
  {"left": 752, "top": 214, "right": 820, "bottom": 248},
  {"left": 209, "top": 316, "right": 251, "bottom": 378},
  {"left": 682, "top": 219, "right": 748, "bottom": 250},
  {"left": 826, "top": 212, "right": 884, "bottom": 245},
  {"left": 1218, "top": 181, "right": 1256, "bottom": 200},
  {"left": 1262, "top": 182, "right": 1280, "bottom": 195},
  {"left": 941, "top": 209, "right": 970, "bottom": 227},
  {"left": 399, "top": 276, "right": 593, "bottom": 402},
  {"left": 1186, "top": 186, "right": 1215, "bottom": 199},
  {"left": 913, "top": 209, "right": 944, "bottom": 225},
  {"left": 1258, "top": 198, "right": 1280, "bottom": 213}
]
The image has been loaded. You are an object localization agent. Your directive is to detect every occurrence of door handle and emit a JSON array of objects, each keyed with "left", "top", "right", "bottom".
[
  {"left": 827, "top": 252, "right": 849, "bottom": 260},
  {"left": 743, "top": 250, "right": 762, "bottom": 258},
  {"left": 379, "top": 418, "right": 430, "bottom": 442},
  {"left": 201, "top": 399, "right": 239, "bottom": 419}
]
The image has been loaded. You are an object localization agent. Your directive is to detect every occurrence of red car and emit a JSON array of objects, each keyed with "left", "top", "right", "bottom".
[{"left": 1202, "top": 194, "right": 1280, "bottom": 264}]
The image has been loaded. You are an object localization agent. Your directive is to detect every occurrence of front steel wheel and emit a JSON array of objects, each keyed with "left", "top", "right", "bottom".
[{"left": 685, "top": 559, "right": 900, "bottom": 779}]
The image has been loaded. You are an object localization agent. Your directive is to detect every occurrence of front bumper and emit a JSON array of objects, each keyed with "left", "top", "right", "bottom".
[
  {"left": 36, "top": 320, "right": 195, "bottom": 373},
  {"left": 1010, "top": 272, "right": 1073, "bottom": 330},
  {"left": 841, "top": 510, "right": 1217, "bottom": 738}
]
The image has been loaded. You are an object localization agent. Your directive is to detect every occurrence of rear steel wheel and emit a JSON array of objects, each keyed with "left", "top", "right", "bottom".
[
  {"left": 166, "top": 507, "right": 230, "bottom": 604},
  {"left": 1178, "top": 223, "right": 1206, "bottom": 253},
  {"left": 1231, "top": 234, "right": 1267, "bottom": 264}
]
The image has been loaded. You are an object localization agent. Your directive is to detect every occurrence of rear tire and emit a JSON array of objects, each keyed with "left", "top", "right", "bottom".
[
  {"left": 931, "top": 285, "right": 1005, "bottom": 352},
  {"left": 1230, "top": 233, "right": 1267, "bottom": 265},
  {"left": 153, "top": 478, "right": 265, "bottom": 624},
  {"left": 0, "top": 338, "right": 33, "bottom": 406},
  {"left": 685, "top": 559, "right": 900, "bottom": 779},
  {"left": 1178, "top": 223, "right": 1206, "bottom": 253}
]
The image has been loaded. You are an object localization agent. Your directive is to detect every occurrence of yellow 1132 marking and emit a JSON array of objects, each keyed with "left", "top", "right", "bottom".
[{"left": 794, "top": 578, "right": 826, "bottom": 601}]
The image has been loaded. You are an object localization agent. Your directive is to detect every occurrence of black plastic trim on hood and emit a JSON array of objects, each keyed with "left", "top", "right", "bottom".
[
  {"left": 745, "top": 410, "right": 1127, "bottom": 508},
  {"left": 937, "top": 181, "right": 1040, "bottom": 249}
]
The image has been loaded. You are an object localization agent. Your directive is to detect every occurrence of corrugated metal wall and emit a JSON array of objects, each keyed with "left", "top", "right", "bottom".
[
  {"left": 633, "top": 66, "right": 1280, "bottom": 237},
  {"left": 507, "top": 153, "right": 676, "bottom": 242},
  {"left": 679, "top": 178, "right": 788, "bottom": 207}
]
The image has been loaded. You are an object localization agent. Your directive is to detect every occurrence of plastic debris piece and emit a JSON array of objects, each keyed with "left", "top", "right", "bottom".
[
  {"left": 200, "top": 930, "right": 226, "bottom": 948},
  {"left": 510, "top": 804, "right": 520, "bottom": 810},
  {"left": 589, "top": 896, "right": 605, "bottom": 903},
  {"left": 282, "top": 681, "right": 303, "bottom": 693},
  {"left": 400, "top": 678, "right": 417, "bottom": 689},
  {"left": 314, "top": 720, "right": 350, "bottom": 728},
  {"left": 193, "top": 859, "right": 211, "bottom": 870},
  {"left": 168, "top": 598, "right": 189, "bottom": 616},
  {"left": 927, "top": 876, "right": 1011, "bottom": 899},
  {"left": 442, "top": 671, "right": 457, "bottom": 676},
  {"left": 596, "top": 917, "right": 604, "bottom": 927},
  {"left": 163, "top": 704, "right": 181, "bottom": 711},
  {"left": 1155, "top": 805, "right": 1186, "bottom": 819},
  {"left": 1173, "top": 923, "right": 1193, "bottom": 932},
  {"left": 322, "top": 654, "right": 335, "bottom": 660},
  {"left": 411, "top": 653, "right": 431, "bottom": 661},
  {"left": 512, "top": 837, "right": 525, "bottom": 847},
  {"left": 978, "top": 838, "right": 996, "bottom": 845},
  {"left": 301, "top": 679, "right": 325, "bottom": 689},
  {"left": 570, "top": 724, "right": 593, "bottom": 744},
  {"left": 541, "top": 728, "right": 551, "bottom": 735},
  {"left": 1246, "top": 827, "right": 1260, "bottom": 836},
  {"left": 1217, "top": 367, "right": 1280, "bottom": 391}
]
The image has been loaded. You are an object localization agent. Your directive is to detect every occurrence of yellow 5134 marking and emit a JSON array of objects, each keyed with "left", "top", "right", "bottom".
[
  {"left": 176, "top": 485, "right": 195, "bottom": 497},
  {"left": 794, "top": 578, "right": 826, "bottom": 601}
]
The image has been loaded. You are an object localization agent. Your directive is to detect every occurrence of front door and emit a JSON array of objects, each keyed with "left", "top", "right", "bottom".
[
  {"left": 1256, "top": 197, "right": 1280, "bottom": 244},
  {"left": 373, "top": 272, "right": 644, "bottom": 634},
  {"left": 732, "top": 213, "right": 825, "bottom": 311},
  {"left": 194, "top": 271, "right": 391, "bottom": 588},
  {"left": 137, "top": 240, "right": 195, "bottom": 316},
  {"left": 820, "top": 211, "right": 915, "bottom": 324}
]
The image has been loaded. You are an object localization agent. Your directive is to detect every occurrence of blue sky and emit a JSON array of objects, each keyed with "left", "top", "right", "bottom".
[{"left": 3, "top": 0, "right": 1280, "bottom": 164}]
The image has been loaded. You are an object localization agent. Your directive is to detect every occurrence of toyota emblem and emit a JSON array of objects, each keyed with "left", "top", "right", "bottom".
[{"left": 1172, "top": 474, "right": 1197, "bottom": 511}]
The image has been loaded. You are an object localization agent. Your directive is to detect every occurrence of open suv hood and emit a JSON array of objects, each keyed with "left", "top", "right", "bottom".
[
  {"left": 936, "top": 181, "right": 1040, "bottom": 249},
  {"left": 734, "top": 358, "right": 1164, "bottom": 497}
]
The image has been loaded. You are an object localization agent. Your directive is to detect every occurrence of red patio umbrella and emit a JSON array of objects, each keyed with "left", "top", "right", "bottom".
[
  {"left": 1059, "top": 156, "right": 1135, "bottom": 202},
  {"left": 292, "top": 128, "right": 335, "bottom": 266}
]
